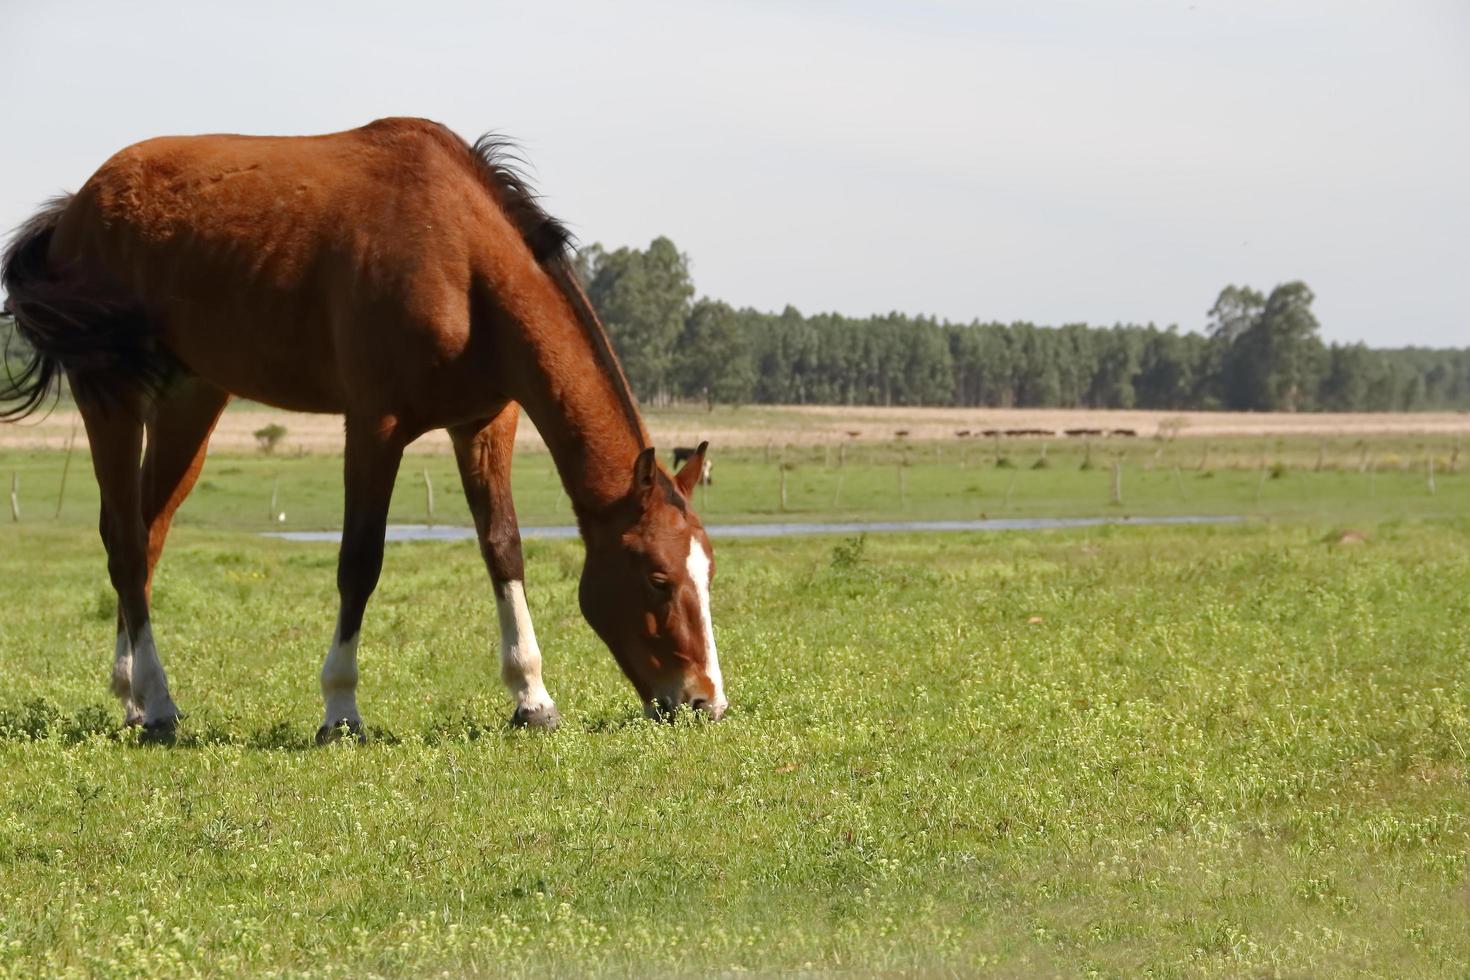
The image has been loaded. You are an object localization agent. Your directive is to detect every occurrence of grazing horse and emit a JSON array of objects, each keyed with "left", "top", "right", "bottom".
[
  {"left": 0, "top": 117, "right": 726, "bottom": 740},
  {"left": 671, "top": 446, "right": 712, "bottom": 485}
]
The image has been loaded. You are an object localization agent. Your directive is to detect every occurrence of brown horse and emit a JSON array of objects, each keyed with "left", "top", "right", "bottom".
[{"left": 0, "top": 117, "right": 725, "bottom": 740}]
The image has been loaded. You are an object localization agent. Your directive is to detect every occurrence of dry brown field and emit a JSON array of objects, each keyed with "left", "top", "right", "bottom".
[{"left": 2, "top": 403, "right": 1466, "bottom": 454}]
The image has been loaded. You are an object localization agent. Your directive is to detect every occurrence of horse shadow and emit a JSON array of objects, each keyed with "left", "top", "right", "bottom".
[{"left": 0, "top": 699, "right": 683, "bottom": 750}]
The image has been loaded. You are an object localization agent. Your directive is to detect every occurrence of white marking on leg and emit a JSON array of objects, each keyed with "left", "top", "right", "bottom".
[
  {"left": 494, "top": 580, "right": 554, "bottom": 714},
  {"left": 129, "top": 623, "right": 179, "bottom": 726},
  {"left": 320, "top": 621, "right": 361, "bottom": 728},
  {"left": 111, "top": 628, "right": 143, "bottom": 726},
  {"left": 685, "top": 540, "right": 726, "bottom": 713}
]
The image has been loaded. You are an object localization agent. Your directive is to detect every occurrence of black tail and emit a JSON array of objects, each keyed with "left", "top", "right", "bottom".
[{"left": 1, "top": 195, "right": 174, "bottom": 421}]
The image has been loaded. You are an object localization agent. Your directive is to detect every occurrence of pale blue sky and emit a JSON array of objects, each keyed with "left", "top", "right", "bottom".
[{"left": 4, "top": 0, "right": 1467, "bottom": 346}]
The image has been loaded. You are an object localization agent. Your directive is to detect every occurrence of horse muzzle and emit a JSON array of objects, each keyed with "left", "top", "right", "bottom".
[{"left": 647, "top": 694, "right": 727, "bottom": 723}]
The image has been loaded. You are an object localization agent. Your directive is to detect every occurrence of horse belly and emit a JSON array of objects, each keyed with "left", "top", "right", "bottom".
[{"left": 159, "top": 304, "right": 349, "bottom": 414}]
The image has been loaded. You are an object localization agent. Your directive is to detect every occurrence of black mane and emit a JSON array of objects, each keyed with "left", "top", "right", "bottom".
[
  {"left": 466, "top": 134, "right": 575, "bottom": 264},
  {"left": 464, "top": 131, "right": 647, "bottom": 451}
]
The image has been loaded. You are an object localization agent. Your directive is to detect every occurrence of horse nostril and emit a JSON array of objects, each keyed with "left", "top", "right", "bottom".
[{"left": 690, "top": 697, "right": 709, "bottom": 713}]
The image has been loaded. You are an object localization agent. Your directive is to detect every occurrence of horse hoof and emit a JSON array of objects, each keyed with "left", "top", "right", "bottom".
[
  {"left": 139, "top": 717, "right": 178, "bottom": 744},
  {"left": 315, "top": 719, "right": 365, "bottom": 746},
  {"left": 511, "top": 704, "right": 560, "bottom": 731}
]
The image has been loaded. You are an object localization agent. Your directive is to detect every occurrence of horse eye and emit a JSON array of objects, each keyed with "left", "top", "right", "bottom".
[{"left": 648, "top": 572, "right": 673, "bottom": 593}]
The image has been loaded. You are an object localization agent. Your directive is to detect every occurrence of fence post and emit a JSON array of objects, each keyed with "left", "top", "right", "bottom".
[
  {"left": 778, "top": 445, "right": 788, "bottom": 512},
  {"left": 9, "top": 473, "right": 18, "bottom": 522},
  {"left": 1427, "top": 455, "right": 1436, "bottom": 495},
  {"left": 423, "top": 468, "right": 435, "bottom": 525},
  {"left": 55, "top": 420, "right": 79, "bottom": 519},
  {"left": 1110, "top": 459, "right": 1122, "bottom": 506}
]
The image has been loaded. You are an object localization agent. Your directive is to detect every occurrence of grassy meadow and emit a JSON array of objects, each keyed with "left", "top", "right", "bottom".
[
  {"left": 0, "top": 427, "right": 1467, "bottom": 975},
  {"left": 0, "top": 429, "right": 1462, "bottom": 531}
]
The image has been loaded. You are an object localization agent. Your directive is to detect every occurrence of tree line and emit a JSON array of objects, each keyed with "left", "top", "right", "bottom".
[
  {"left": 576, "top": 237, "right": 1470, "bottom": 412},
  {"left": 4, "top": 235, "right": 1464, "bottom": 413}
]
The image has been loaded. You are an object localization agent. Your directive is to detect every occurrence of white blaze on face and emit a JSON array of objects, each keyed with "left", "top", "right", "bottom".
[{"left": 684, "top": 538, "right": 726, "bottom": 711}]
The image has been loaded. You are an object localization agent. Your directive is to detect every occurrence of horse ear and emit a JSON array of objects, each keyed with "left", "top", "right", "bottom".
[
  {"left": 674, "top": 441, "right": 709, "bottom": 497},
  {"left": 632, "top": 446, "right": 658, "bottom": 495}
]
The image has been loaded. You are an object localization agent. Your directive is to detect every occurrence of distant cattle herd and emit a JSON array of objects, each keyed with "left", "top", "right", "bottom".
[
  {"left": 956, "top": 428, "right": 1138, "bottom": 439},
  {"left": 669, "top": 428, "right": 1139, "bottom": 481}
]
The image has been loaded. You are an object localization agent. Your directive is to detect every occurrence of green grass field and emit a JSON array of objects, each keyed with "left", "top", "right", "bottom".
[
  {"left": 0, "top": 431, "right": 1461, "bottom": 531},
  {"left": 0, "top": 434, "right": 1467, "bottom": 975}
]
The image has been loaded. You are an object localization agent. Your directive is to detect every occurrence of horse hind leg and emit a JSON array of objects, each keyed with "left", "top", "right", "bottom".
[
  {"left": 109, "top": 380, "right": 231, "bottom": 722},
  {"left": 75, "top": 385, "right": 178, "bottom": 734},
  {"left": 140, "top": 379, "right": 231, "bottom": 597},
  {"left": 96, "top": 378, "right": 229, "bottom": 731},
  {"left": 109, "top": 590, "right": 140, "bottom": 725},
  {"left": 94, "top": 510, "right": 141, "bottom": 725}
]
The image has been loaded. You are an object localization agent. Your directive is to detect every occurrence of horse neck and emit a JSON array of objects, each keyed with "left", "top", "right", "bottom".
[{"left": 493, "top": 262, "right": 649, "bottom": 522}]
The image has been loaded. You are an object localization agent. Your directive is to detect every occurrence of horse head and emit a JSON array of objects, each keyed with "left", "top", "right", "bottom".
[{"left": 578, "top": 441, "right": 726, "bottom": 720}]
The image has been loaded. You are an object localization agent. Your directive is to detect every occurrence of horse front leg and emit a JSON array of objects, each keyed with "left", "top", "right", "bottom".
[
  {"left": 317, "top": 417, "right": 404, "bottom": 744},
  {"left": 449, "top": 407, "right": 559, "bottom": 730}
]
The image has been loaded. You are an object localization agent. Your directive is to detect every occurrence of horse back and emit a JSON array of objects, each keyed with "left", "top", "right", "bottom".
[{"left": 50, "top": 118, "right": 509, "bottom": 416}]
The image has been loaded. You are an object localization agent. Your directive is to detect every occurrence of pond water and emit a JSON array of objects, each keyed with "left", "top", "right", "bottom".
[{"left": 266, "top": 514, "right": 1243, "bottom": 544}]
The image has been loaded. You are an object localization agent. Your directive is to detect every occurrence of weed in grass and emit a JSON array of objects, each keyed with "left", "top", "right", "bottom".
[{"left": 829, "top": 533, "right": 868, "bottom": 570}]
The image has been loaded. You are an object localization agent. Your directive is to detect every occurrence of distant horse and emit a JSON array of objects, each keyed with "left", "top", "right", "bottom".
[
  {"left": 0, "top": 118, "right": 726, "bottom": 739},
  {"left": 671, "top": 446, "right": 712, "bottom": 485}
]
